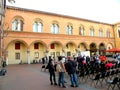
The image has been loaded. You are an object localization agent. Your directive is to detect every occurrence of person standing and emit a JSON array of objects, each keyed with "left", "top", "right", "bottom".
[
  {"left": 57, "top": 56, "right": 67, "bottom": 88},
  {"left": 86, "top": 56, "right": 91, "bottom": 64},
  {"left": 46, "top": 56, "right": 57, "bottom": 85},
  {"left": 77, "top": 54, "right": 84, "bottom": 69},
  {"left": 65, "top": 56, "right": 79, "bottom": 87},
  {"left": 117, "top": 54, "right": 120, "bottom": 63}
]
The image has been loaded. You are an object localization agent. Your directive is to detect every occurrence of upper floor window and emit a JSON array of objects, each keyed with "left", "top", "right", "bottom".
[
  {"left": 118, "top": 30, "right": 120, "bottom": 38},
  {"left": 118, "top": 26, "right": 120, "bottom": 38},
  {"left": 79, "top": 25, "right": 85, "bottom": 36},
  {"left": 66, "top": 25, "right": 73, "bottom": 35},
  {"left": 90, "top": 27, "right": 94, "bottom": 36},
  {"left": 106, "top": 29, "right": 110, "bottom": 38},
  {"left": 12, "top": 19, "right": 24, "bottom": 31},
  {"left": 33, "top": 21, "right": 43, "bottom": 33},
  {"left": 51, "top": 23, "right": 59, "bottom": 34},
  {"left": 99, "top": 29, "right": 103, "bottom": 37}
]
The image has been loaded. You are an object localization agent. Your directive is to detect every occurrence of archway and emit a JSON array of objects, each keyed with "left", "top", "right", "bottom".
[
  {"left": 6, "top": 40, "right": 28, "bottom": 64},
  {"left": 65, "top": 42, "right": 77, "bottom": 57},
  {"left": 49, "top": 41, "right": 63, "bottom": 59},
  {"left": 29, "top": 41, "right": 47, "bottom": 63},
  {"left": 78, "top": 42, "right": 87, "bottom": 51},
  {"left": 89, "top": 43, "right": 97, "bottom": 56},
  {"left": 99, "top": 43, "right": 105, "bottom": 55}
]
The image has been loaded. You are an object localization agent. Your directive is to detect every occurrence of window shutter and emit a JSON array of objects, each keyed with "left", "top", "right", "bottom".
[
  {"left": 51, "top": 44, "right": 54, "bottom": 49},
  {"left": 15, "top": 43, "right": 20, "bottom": 50},
  {"left": 34, "top": 43, "right": 39, "bottom": 49}
]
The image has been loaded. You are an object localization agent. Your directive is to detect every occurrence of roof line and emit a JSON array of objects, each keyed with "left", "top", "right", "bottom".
[{"left": 6, "top": 5, "right": 113, "bottom": 26}]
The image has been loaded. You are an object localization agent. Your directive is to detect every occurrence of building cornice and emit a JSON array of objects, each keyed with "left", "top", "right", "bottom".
[{"left": 6, "top": 5, "right": 113, "bottom": 26}]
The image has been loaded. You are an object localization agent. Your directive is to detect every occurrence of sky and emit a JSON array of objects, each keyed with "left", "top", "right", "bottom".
[{"left": 6, "top": 0, "right": 120, "bottom": 24}]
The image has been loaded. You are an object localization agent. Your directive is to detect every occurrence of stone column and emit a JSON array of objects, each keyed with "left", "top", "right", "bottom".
[
  {"left": 62, "top": 48, "right": 65, "bottom": 56},
  {"left": 75, "top": 48, "right": 79, "bottom": 57},
  {"left": 27, "top": 50, "right": 30, "bottom": 64},
  {"left": 96, "top": 47, "right": 99, "bottom": 55},
  {"left": 45, "top": 49, "right": 49, "bottom": 63},
  {"left": 6, "top": 51, "right": 8, "bottom": 65}
]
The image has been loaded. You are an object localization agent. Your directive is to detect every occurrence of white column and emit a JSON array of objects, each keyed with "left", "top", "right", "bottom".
[
  {"left": 96, "top": 48, "right": 99, "bottom": 55},
  {"left": 6, "top": 51, "right": 8, "bottom": 65},
  {"left": 75, "top": 49, "right": 79, "bottom": 57},
  {"left": 62, "top": 49, "right": 65, "bottom": 56},
  {"left": 45, "top": 49, "right": 49, "bottom": 63},
  {"left": 27, "top": 50, "right": 30, "bottom": 64}
]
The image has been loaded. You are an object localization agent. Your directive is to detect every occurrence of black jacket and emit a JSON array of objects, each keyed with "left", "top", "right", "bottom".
[
  {"left": 46, "top": 62, "right": 55, "bottom": 72},
  {"left": 65, "top": 60, "right": 77, "bottom": 74}
]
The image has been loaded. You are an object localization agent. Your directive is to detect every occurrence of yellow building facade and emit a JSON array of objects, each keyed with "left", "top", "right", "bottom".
[
  {"left": 113, "top": 23, "right": 120, "bottom": 47},
  {"left": 3, "top": 6, "right": 120, "bottom": 64}
]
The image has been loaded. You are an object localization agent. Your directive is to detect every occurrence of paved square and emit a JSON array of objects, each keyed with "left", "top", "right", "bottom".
[{"left": 0, "top": 64, "right": 119, "bottom": 90}]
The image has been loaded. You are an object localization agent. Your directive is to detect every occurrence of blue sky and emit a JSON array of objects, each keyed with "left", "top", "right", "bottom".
[{"left": 7, "top": 0, "right": 120, "bottom": 24}]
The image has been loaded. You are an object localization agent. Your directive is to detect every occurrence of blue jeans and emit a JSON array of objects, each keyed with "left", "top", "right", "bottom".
[
  {"left": 69, "top": 73, "right": 78, "bottom": 86},
  {"left": 58, "top": 72, "right": 65, "bottom": 86}
]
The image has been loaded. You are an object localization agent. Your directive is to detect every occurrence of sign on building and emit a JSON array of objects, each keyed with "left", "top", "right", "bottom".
[{"left": 81, "top": 51, "right": 90, "bottom": 57}]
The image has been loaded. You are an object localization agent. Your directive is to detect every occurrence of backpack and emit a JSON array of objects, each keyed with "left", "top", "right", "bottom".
[{"left": 56, "top": 63, "right": 62, "bottom": 72}]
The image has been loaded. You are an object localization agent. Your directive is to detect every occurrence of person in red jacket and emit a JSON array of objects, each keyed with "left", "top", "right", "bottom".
[
  {"left": 99, "top": 55, "right": 107, "bottom": 63},
  {"left": 105, "top": 61, "right": 114, "bottom": 70}
]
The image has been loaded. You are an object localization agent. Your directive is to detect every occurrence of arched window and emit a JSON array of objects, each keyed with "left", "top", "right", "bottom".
[
  {"left": 118, "top": 26, "right": 120, "bottom": 38},
  {"left": 118, "top": 30, "right": 120, "bottom": 38},
  {"left": 51, "top": 23, "right": 59, "bottom": 34},
  {"left": 90, "top": 27, "right": 94, "bottom": 36},
  {"left": 79, "top": 25, "right": 85, "bottom": 36},
  {"left": 66, "top": 25, "right": 73, "bottom": 35},
  {"left": 99, "top": 29, "right": 103, "bottom": 37},
  {"left": 106, "top": 29, "right": 110, "bottom": 38},
  {"left": 33, "top": 21, "right": 43, "bottom": 32},
  {"left": 12, "top": 19, "right": 24, "bottom": 31}
]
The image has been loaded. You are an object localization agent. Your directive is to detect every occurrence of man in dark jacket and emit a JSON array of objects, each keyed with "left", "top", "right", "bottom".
[
  {"left": 46, "top": 56, "right": 57, "bottom": 85},
  {"left": 77, "top": 55, "right": 84, "bottom": 69},
  {"left": 65, "top": 56, "right": 79, "bottom": 87}
]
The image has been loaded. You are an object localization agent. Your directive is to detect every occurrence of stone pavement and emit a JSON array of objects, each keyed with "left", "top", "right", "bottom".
[{"left": 0, "top": 64, "right": 119, "bottom": 90}]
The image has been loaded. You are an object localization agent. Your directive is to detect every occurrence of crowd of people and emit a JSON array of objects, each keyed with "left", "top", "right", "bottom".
[
  {"left": 45, "top": 55, "right": 79, "bottom": 88},
  {"left": 45, "top": 54, "right": 120, "bottom": 88}
]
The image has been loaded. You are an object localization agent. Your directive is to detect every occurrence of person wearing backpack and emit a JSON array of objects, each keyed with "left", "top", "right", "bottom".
[
  {"left": 65, "top": 56, "right": 79, "bottom": 87},
  {"left": 57, "top": 56, "right": 67, "bottom": 88},
  {"left": 46, "top": 56, "right": 57, "bottom": 85}
]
